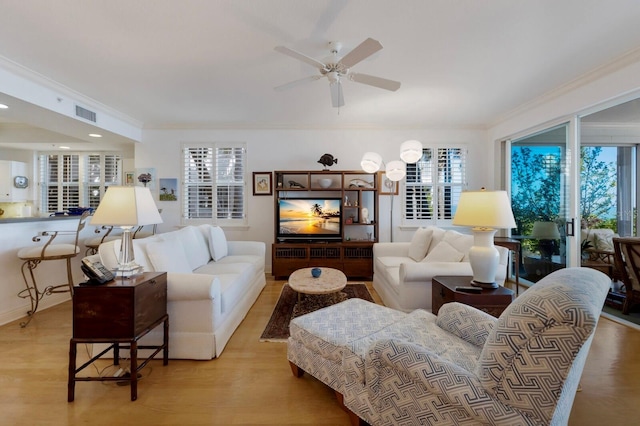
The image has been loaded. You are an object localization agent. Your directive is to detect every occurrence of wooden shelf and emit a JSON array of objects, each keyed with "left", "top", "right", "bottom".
[{"left": 273, "top": 170, "right": 378, "bottom": 279}]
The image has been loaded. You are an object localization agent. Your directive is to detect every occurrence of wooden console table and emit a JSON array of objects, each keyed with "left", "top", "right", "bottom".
[{"left": 68, "top": 272, "right": 169, "bottom": 402}]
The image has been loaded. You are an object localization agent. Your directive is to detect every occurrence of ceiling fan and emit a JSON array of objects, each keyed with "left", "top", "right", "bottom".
[{"left": 274, "top": 38, "right": 401, "bottom": 108}]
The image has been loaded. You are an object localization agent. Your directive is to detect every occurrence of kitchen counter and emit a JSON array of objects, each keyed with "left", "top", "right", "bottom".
[{"left": 0, "top": 215, "right": 83, "bottom": 224}]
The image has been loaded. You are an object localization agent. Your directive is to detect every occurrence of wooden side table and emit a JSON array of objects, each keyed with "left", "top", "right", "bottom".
[
  {"left": 68, "top": 272, "right": 169, "bottom": 402},
  {"left": 432, "top": 275, "right": 515, "bottom": 317}
]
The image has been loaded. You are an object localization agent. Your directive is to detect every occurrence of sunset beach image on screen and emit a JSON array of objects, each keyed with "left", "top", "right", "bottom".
[{"left": 278, "top": 198, "right": 341, "bottom": 236}]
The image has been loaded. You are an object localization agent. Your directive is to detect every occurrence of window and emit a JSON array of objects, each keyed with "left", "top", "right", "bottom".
[
  {"left": 404, "top": 147, "right": 467, "bottom": 225},
  {"left": 39, "top": 153, "right": 121, "bottom": 213},
  {"left": 182, "top": 143, "right": 247, "bottom": 225}
]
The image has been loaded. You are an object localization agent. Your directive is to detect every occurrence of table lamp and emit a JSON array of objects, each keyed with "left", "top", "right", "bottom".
[
  {"left": 531, "top": 221, "right": 560, "bottom": 261},
  {"left": 452, "top": 189, "right": 516, "bottom": 288},
  {"left": 90, "top": 186, "right": 163, "bottom": 276}
]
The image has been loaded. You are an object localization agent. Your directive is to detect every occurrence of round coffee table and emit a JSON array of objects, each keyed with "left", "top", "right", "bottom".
[{"left": 288, "top": 267, "right": 347, "bottom": 316}]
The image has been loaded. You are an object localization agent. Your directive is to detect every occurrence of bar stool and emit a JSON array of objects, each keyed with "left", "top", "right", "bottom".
[
  {"left": 17, "top": 211, "right": 90, "bottom": 327},
  {"left": 84, "top": 225, "right": 122, "bottom": 255}
]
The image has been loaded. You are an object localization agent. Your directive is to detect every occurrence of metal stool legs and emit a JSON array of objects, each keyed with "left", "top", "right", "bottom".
[{"left": 17, "top": 256, "right": 75, "bottom": 327}]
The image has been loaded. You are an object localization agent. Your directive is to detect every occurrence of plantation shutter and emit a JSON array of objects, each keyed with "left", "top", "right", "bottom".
[
  {"left": 182, "top": 143, "right": 247, "bottom": 225},
  {"left": 39, "top": 153, "right": 121, "bottom": 213},
  {"left": 183, "top": 146, "right": 214, "bottom": 219},
  {"left": 215, "top": 146, "right": 245, "bottom": 220},
  {"left": 404, "top": 146, "right": 467, "bottom": 224}
]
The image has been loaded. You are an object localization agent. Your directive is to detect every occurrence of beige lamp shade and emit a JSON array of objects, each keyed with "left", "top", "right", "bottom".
[
  {"left": 531, "top": 221, "right": 560, "bottom": 239},
  {"left": 91, "top": 186, "right": 163, "bottom": 227},
  {"left": 452, "top": 190, "right": 516, "bottom": 229}
]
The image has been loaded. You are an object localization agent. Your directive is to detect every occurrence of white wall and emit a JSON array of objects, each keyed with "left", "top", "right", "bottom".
[
  {"left": 138, "top": 127, "right": 489, "bottom": 257},
  {"left": 488, "top": 55, "right": 640, "bottom": 144}
]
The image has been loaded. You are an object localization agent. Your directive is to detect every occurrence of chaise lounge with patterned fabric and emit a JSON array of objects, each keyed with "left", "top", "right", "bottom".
[{"left": 287, "top": 267, "right": 610, "bottom": 426}]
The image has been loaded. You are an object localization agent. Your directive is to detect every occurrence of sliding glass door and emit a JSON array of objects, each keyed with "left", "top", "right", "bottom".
[{"left": 510, "top": 124, "right": 570, "bottom": 283}]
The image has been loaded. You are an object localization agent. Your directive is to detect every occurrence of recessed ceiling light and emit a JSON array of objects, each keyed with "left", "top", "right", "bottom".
[
  {"left": 89, "top": 133, "right": 102, "bottom": 138},
  {"left": 0, "top": 103, "right": 8, "bottom": 109},
  {"left": 59, "top": 146, "right": 70, "bottom": 150}
]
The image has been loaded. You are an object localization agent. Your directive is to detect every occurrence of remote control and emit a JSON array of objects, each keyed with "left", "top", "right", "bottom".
[{"left": 455, "top": 286, "right": 482, "bottom": 294}]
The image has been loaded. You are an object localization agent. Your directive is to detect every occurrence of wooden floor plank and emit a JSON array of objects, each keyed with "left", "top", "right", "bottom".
[{"left": 0, "top": 276, "right": 636, "bottom": 425}]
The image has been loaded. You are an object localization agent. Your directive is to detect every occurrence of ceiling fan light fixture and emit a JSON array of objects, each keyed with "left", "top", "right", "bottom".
[
  {"left": 385, "top": 160, "right": 406, "bottom": 181},
  {"left": 361, "top": 152, "right": 383, "bottom": 173},
  {"left": 400, "top": 140, "right": 423, "bottom": 163}
]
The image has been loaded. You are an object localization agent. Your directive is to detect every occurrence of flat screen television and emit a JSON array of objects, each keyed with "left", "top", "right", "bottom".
[{"left": 277, "top": 198, "right": 342, "bottom": 242}]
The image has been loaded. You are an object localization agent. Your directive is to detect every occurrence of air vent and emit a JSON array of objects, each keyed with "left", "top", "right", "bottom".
[{"left": 75, "top": 105, "right": 97, "bottom": 123}]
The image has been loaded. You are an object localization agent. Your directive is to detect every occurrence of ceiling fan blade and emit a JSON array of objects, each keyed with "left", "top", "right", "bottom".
[
  {"left": 339, "top": 38, "right": 383, "bottom": 68},
  {"left": 349, "top": 72, "right": 401, "bottom": 91},
  {"left": 274, "top": 75, "right": 323, "bottom": 91},
  {"left": 274, "top": 46, "right": 326, "bottom": 70},
  {"left": 330, "top": 81, "right": 345, "bottom": 107}
]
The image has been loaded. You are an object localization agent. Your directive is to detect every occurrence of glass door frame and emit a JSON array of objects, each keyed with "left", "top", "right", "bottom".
[{"left": 504, "top": 117, "right": 581, "bottom": 280}]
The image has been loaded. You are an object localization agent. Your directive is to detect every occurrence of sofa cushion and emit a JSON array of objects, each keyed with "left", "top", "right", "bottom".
[
  {"left": 422, "top": 241, "right": 464, "bottom": 262},
  {"left": 426, "top": 225, "right": 447, "bottom": 251},
  {"left": 593, "top": 230, "right": 617, "bottom": 252},
  {"left": 146, "top": 239, "right": 192, "bottom": 273},
  {"left": 408, "top": 227, "right": 433, "bottom": 261},
  {"left": 98, "top": 237, "right": 159, "bottom": 272},
  {"left": 208, "top": 226, "right": 228, "bottom": 261},
  {"left": 173, "top": 226, "right": 211, "bottom": 270},
  {"left": 442, "top": 230, "right": 474, "bottom": 261}
]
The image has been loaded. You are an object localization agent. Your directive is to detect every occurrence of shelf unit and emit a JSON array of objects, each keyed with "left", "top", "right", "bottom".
[{"left": 272, "top": 170, "right": 378, "bottom": 279}]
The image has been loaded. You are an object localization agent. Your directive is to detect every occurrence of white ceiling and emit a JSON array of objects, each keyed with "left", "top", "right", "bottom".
[{"left": 2, "top": 0, "right": 640, "bottom": 150}]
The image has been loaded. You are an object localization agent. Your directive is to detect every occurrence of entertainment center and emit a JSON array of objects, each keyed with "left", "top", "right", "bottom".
[{"left": 272, "top": 170, "right": 379, "bottom": 279}]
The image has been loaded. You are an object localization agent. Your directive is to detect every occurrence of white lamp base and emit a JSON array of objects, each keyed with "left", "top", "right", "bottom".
[{"left": 468, "top": 227, "right": 499, "bottom": 289}]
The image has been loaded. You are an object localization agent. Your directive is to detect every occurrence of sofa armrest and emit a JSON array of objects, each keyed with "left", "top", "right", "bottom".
[
  {"left": 373, "top": 242, "right": 411, "bottom": 258},
  {"left": 227, "top": 241, "right": 265, "bottom": 257},
  {"left": 436, "top": 302, "right": 497, "bottom": 347},
  {"left": 367, "top": 340, "right": 508, "bottom": 424},
  {"left": 166, "top": 273, "right": 220, "bottom": 301}
]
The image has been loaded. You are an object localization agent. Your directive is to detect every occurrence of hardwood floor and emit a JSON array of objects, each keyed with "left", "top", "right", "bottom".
[{"left": 1, "top": 276, "right": 638, "bottom": 425}]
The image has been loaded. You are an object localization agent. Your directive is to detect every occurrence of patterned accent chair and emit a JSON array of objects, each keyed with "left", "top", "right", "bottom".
[
  {"left": 613, "top": 237, "right": 640, "bottom": 315},
  {"left": 366, "top": 267, "right": 610, "bottom": 425}
]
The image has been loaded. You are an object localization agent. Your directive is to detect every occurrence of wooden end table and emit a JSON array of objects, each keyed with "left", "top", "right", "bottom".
[
  {"left": 68, "top": 272, "right": 169, "bottom": 402},
  {"left": 432, "top": 275, "right": 515, "bottom": 317}
]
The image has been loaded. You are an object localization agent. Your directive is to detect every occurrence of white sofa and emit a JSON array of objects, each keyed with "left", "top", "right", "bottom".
[
  {"left": 94, "top": 224, "right": 266, "bottom": 359},
  {"left": 373, "top": 225, "right": 509, "bottom": 312}
]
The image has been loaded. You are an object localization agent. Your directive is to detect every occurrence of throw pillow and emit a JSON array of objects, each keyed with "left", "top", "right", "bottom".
[
  {"left": 146, "top": 239, "right": 192, "bottom": 273},
  {"left": 408, "top": 227, "right": 434, "bottom": 261},
  {"left": 442, "top": 230, "right": 475, "bottom": 261},
  {"left": 208, "top": 226, "right": 228, "bottom": 261},
  {"left": 422, "top": 241, "right": 464, "bottom": 262},
  {"left": 594, "top": 231, "right": 617, "bottom": 252}
]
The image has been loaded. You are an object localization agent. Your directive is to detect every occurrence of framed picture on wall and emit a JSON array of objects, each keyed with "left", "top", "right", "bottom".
[
  {"left": 159, "top": 178, "right": 178, "bottom": 201},
  {"left": 124, "top": 171, "right": 135, "bottom": 186},
  {"left": 378, "top": 172, "right": 399, "bottom": 195},
  {"left": 253, "top": 172, "right": 272, "bottom": 196}
]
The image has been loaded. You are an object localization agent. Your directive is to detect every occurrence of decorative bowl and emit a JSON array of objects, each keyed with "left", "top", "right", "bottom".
[
  {"left": 318, "top": 178, "right": 333, "bottom": 189},
  {"left": 311, "top": 267, "right": 322, "bottom": 278}
]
